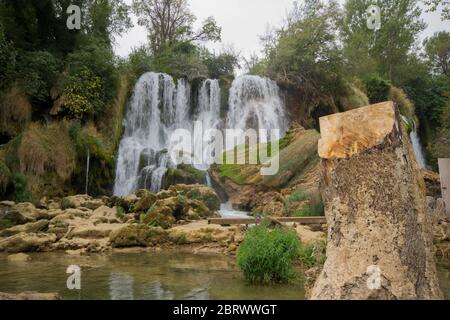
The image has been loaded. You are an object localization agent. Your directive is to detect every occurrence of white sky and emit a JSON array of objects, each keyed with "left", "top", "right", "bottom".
[{"left": 115, "top": 0, "right": 449, "bottom": 59}]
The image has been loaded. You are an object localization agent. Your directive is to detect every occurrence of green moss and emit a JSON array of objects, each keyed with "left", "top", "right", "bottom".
[
  {"left": 11, "top": 173, "right": 31, "bottom": 203},
  {"left": 162, "top": 165, "right": 206, "bottom": 189}
]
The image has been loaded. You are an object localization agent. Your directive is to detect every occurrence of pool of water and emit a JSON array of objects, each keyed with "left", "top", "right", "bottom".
[
  {"left": 0, "top": 251, "right": 305, "bottom": 300},
  {"left": 0, "top": 252, "right": 449, "bottom": 300}
]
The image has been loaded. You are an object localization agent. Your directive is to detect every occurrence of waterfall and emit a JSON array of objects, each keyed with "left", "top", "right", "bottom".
[
  {"left": 114, "top": 73, "right": 288, "bottom": 196},
  {"left": 114, "top": 73, "right": 221, "bottom": 196},
  {"left": 227, "top": 75, "right": 288, "bottom": 147},
  {"left": 85, "top": 147, "right": 90, "bottom": 195},
  {"left": 410, "top": 130, "right": 427, "bottom": 168}
]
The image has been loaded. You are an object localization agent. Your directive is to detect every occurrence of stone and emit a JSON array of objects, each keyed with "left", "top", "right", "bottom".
[
  {"left": 7, "top": 253, "right": 31, "bottom": 262},
  {"left": 0, "top": 219, "right": 49, "bottom": 237},
  {"left": 0, "top": 292, "right": 61, "bottom": 300},
  {"left": 169, "top": 184, "right": 221, "bottom": 211},
  {"left": 318, "top": 102, "right": 396, "bottom": 160},
  {"left": 110, "top": 225, "right": 168, "bottom": 248},
  {"left": 311, "top": 102, "right": 443, "bottom": 300},
  {"left": 0, "top": 233, "right": 57, "bottom": 253},
  {"left": 0, "top": 202, "right": 29, "bottom": 230}
]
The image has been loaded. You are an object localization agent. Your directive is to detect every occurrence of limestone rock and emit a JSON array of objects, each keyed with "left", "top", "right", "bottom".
[
  {"left": 0, "top": 220, "right": 49, "bottom": 237},
  {"left": 7, "top": 253, "right": 31, "bottom": 262},
  {"left": 0, "top": 202, "right": 30, "bottom": 230},
  {"left": 311, "top": 102, "right": 443, "bottom": 300},
  {"left": 318, "top": 102, "right": 396, "bottom": 160},
  {"left": 110, "top": 225, "right": 168, "bottom": 248},
  {"left": 0, "top": 233, "right": 57, "bottom": 253},
  {"left": 169, "top": 184, "right": 221, "bottom": 211},
  {"left": 0, "top": 292, "right": 61, "bottom": 300}
]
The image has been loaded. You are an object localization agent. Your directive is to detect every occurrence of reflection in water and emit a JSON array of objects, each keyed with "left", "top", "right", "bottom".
[
  {"left": 0, "top": 252, "right": 448, "bottom": 300},
  {"left": 109, "top": 273, "right": 134, "bottom": 300}
]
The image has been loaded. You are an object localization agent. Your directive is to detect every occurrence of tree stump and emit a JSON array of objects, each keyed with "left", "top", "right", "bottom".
[{"left": 311, "top": 102, "right": 443, "bottom": 300}]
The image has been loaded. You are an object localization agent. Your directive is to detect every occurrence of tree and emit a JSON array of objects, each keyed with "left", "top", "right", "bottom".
[
  {"left": 423, "top": 0, "right": 450, "bottom": 20},
  {"left": 132, "top": 0, "right": 221, "bottom": 54},
  {"left": 424, "top": 31, "right": 450, "bottom": 76},
  {"left": 257, "top": 0, "right": 346, "bottom": 115},
  {"left": 342, "top": 0, "right": 426, "bottom": 83}
]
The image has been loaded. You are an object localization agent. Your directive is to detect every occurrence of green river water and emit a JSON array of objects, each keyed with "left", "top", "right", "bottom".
[{"left": 0, "top": 252, "right": 449, "bottom": 300}]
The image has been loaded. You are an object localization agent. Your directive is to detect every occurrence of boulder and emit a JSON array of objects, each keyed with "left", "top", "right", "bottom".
[
  {"left": 61, "top": 195, "right": 103, "bottom": 210},
  {"left": 0, "top": 220, "right": 49, "bottom": 237},
  {"left": 110, "top": 225, "right": 168, "bottom": 247},
  {"left": 0, "top": 202, "right": 29, "bottom": 230},
  {"left": 311, "top": 102, "right": 443, "bottom": 300},
  {"left": 169, "top": 184, "right": 221, "bottom": 211},
  {"left": 162, "top": 165, "right": 207, "bottom": 189},
  {"left": 0, "top": 233, "right": 57, "bottom": 253}
]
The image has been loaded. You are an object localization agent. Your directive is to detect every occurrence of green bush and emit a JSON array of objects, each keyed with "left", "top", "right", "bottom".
[
  {"left": 11, "top": 173, "right": 31, "bottom": 203},
  {"left": 365, "top": 74, "right": 391, "bottom": 104},
  {"left": 237, "top": 224, "right": 300, "bottom": 284}
]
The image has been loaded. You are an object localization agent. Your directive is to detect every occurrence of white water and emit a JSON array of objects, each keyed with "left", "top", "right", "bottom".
[
  {"left": 227, "top": 75, "right": 288, "bottom": 147},
  {"left": 114, "top": 73, "right": 288, "bottom": 196},
  {"left": 219, "top": 201, "right": 249, "bottom": 219},
  {"left": 410, "top": 130, "right": 427, "bottom": 168}
]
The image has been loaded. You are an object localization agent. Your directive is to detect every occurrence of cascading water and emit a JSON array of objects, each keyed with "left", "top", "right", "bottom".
[
  {"left": 227, "top": 75, "right": 288, "bottom": 147},
  {"left": 410, "top": 130, "right": 427, "bottom": 168},
  {"left": 114, "top": 73, "right": 289, "bottom": 197},
  {"left": 114, "top": 73, "right": 221, "bottom": 196}
]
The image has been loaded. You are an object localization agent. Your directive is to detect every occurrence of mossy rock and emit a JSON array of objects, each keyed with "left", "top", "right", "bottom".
[
  {"left": 109, "top": 224, "right": 168, "bottom": 248},
  {"left": 131, "top": 193, "right": 157, "bottom": 213},
  {"left": 141, "top": 210, "right": 175, "bottom": 229},
  {"left": 169, "top": 184, "right": 220, "bottom": 211},
  {"left": 162, "top": 165, "right": 206, "bottom": 189},
  {"left": 0, "top": 203, "right": 29, "bottom": 230}
]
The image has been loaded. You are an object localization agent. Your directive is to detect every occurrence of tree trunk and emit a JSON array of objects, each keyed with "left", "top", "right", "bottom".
[{"left": 311, "top": 102, "right": 443, "bottom": 300}]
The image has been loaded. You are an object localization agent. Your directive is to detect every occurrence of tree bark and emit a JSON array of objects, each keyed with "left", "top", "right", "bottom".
[{"left": 311, "top": 102, "right": 443, "bottom": 300}]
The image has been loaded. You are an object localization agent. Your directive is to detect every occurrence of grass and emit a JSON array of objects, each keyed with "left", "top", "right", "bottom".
[{"left": 237, "top": 223, "right": 300, "bottom": 284}]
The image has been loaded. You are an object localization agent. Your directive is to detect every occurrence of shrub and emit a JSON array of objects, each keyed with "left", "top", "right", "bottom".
[
  {"left": 11, "top": 173, "right": 31, "bottom": 202},
  {"left": 0, "top": 160, "right": 11, "bottom": 194},
  {"left": 365, "top": 74, "right": 391, "bottom": 104},
  {"left": 389, "top": 86, "right": 415, "bottom": 120},
  {"left": 237, "top": 224, "right": 300, "bottom": 284},
  {"left": 0, "top": 83, "right": 32, "bottom": 137},
  {"left": 298, "top": 240, "right": 327, "bottom": 269}
]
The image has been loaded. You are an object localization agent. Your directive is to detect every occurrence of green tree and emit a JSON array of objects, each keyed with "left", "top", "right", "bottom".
[
  {"left": 342, "top": 0, "right": 426, "bottom": 83},
  {"left": 424, "top": 31, "right": 450, "bottom": 76},
  {"left": 132, "top": 0, "right": 221, "bottom": 54}
]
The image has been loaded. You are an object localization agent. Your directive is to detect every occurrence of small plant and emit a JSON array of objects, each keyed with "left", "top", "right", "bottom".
[
  {"left": 237, "top": 223, "right": 300, "bottom": 284},
  {"left": 11, "top": 173, "right": 31, "bottom": 202},
  {"left": 298, "top": 240, "right": 327, "bottom": 269}
]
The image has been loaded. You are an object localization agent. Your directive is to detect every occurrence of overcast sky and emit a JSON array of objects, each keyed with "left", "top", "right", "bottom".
[{"left": 115, "top": 0, "right": 449, "bottom": 60}]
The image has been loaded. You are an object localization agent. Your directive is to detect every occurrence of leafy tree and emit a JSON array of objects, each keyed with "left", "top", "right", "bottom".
[
  {"left": 365, "top": 74, "right": 391, "bottom": 103},
  {"left": 424, "top": 31, "right": 450, "bottom": 76},
  {"left": 342, "top": 0, "right": 426, "bottom": 83},
  {"left": 202, "top": 47, "right": 240, "bottom": 80},
  {"left": 0, "top": 23, "right": 16, "bottom": 89},
  {"left": 423, "top": 0, "right": 450, "bottom": 20},
  {"left": 132, "top": 0, "right": 221, "bottom": 54},
  {"left": 257, "top": 0, "right": 346, "bottom": 115}
]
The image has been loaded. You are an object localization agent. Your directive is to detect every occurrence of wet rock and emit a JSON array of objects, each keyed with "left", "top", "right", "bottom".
[
  {"left": 312, "top": 102, "right": 443, "bottom": 300},
  {"left": 0, "top": 292, "right": 61, "bottom": 300},
  {"left": 7, "top": 253, "right": 32, "bottom": 262},
  {"left": 0, "top": 220, "right": 49, "bottom": 237},
  {"left": 131, "top": 193, "right": 157, "bottom": 213},
  {"left": 0, "top": 233, "right": 57, "bottom": 253},
  {"left": 0, "top": 202, "right": 30, "bottom": 230},
  {"left": 169, "top": 184, "right": 221, "bottom": 211},
  {"left": 110, "top": 225, "right": 168, "bottom": 248}
]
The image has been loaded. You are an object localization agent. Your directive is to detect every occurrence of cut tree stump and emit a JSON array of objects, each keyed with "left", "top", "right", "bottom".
[{"left": 311, "top": 102, "right": 443, "bottom": 300}]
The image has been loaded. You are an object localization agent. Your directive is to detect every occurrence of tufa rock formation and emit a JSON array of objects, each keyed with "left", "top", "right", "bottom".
[{"left": 311, "top": 102, "right": 443, "bottom": 300}]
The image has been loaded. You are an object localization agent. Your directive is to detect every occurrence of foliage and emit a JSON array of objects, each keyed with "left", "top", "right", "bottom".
[
  {"left": 298, "top": 240, "right": 327, "bottom": 269},
  {"left": 423, "top": 0, "right": 450, "bottom": 20},
  {"left": 256, "top": 0, "right": 346, "bottom": 116},
  {"left": 16, "top": 50, "right": 61, "bottom": 102},
  {"left": 389, "top": 86, "right": 416, "bottom": 121},
  {"left": 424, "top": 31, "right": 450, "bottom": 76},
  {"left": 0, "top": 23, "right": 16, "bottom": 88},
  {"left": 132, "top": 0, "right": 221, "bottom": 54},
  {"left": 364, "top": 74, "right": 391, "bottom": 104},
  {"left": 0, "top": 160, "right": 11, "bottom": 194},
  {"left": 342, "top": 0, "right": 426, "bottom": 83},
  {"left": 237, "top": 223, "right": 300, "bottom": 284},
  {"left": 61, "top": 67, "right": 104, "bottom": 118},
  {"left": 10, "top": 173, "right": 32, "bottom": 203},
  {"left": 0, "top": 83, "right": 32, "bottom": 137}
]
